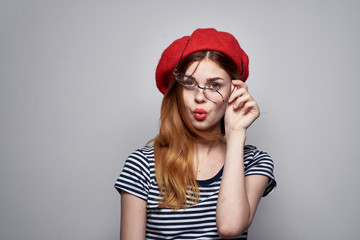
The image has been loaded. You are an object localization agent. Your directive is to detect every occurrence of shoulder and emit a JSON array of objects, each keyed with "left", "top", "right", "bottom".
[
  {"left": 243, "top": 144, "right": 274, "bottom": 178},
  {"left": 244, "top": 144, "right": 276, "bottom": 196},
  {"left": 120, "top": 145, "right": 155, "bottom": 183},
  {"left": 244, "top": 144, "right": 268, "bottom": 155},
  {"left": 130, "top": 145, "right": 154, "bottom": 158},
  {"left": 114, "top": 145, "right": 154, "bottom": 199},
  {"left": 244, "top": 145, "right": 272, "bottom": 162},
  {"left": 125, "top": 145, "right": 154, "bottom": 171}
]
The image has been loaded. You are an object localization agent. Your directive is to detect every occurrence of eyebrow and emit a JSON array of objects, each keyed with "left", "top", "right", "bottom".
[
  {"left": 184, "top": 74, "right": 224, "bottom": 82},
  {"left": 182, "top": 74, "right": 226, "bottom": 87},
  {"left": 206, "top": 77, "right": 225, "bottom": 82}
]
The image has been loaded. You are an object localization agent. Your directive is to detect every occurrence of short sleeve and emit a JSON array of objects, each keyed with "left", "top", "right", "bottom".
[
  {"left": 244, "top": 145, "right": 277, "bottom": 197},
  {"left": 114, "top": 148, "right": 151, "bottom": 201}
]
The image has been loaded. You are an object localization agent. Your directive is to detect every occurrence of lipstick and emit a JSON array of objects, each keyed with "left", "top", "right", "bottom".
[{"left": 193, "top": 108, "right": 207, "bottom": 120}]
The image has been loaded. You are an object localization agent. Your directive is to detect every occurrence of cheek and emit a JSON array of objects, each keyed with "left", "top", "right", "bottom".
[
  {"left": 217, "top": 104, "right": 227, "bottom": 116},
  {"left": 182, "top": 90, "right": 192, "bottom": 107}
]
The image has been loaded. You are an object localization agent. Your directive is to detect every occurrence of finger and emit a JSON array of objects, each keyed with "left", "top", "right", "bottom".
[
  {"left": 232, "top": 80, "right": 248, "bottom": 91},
  {"left": 241, "top": 100, "right": 260, "bottom": 116},
  {"left": 228, "top": 86, "right": 247, "bottom": 103},
  {"left": 233, "top": 94, "right": 252, "bottom": 110}
]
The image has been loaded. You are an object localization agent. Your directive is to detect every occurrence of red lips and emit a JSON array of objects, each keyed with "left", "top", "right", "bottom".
[{"left": 193, "top": 108, "right": 207, "bottom": 120}]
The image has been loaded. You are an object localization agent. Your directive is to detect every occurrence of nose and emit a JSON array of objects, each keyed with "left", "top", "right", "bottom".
[{"left": 194, "top": 86, "right": 207, "bottom": 103}]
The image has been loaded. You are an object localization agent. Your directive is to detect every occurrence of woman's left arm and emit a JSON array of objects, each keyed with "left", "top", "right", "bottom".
[{"left": 216, "top": 80, "right": 269, "bottom": 238}]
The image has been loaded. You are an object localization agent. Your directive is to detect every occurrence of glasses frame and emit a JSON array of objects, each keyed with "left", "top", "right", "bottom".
[
  {"left": 174, "top": 74, "right": 234, "bottom": 103},
  {"left": 172, "top": 37, "right": 244, "bottom": 103}
]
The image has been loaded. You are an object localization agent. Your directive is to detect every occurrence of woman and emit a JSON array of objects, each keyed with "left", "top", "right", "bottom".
[{"left": 115, "top": 28, "right": 276, "bottom": 239}]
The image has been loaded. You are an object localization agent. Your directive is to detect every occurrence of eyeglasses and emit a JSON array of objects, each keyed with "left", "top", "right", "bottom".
[
  {"left": 172, "top": 37, "right": 242, "bottom": 103},
  {"left": 174, "top": 73, "right": 234, "bottom": 103}
]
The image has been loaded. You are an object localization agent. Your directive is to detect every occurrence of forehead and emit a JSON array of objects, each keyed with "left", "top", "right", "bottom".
[{"left": 185, "top": 59, "right": 231, "bottom": 81}]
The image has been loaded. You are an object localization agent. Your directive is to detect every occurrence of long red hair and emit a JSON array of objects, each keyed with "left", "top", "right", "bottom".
[{"left": 151, "top": 51, "right": 240, "bottom": 210}]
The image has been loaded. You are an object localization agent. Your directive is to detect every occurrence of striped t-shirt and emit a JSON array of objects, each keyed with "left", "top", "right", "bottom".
[{"left": 114, "top": 145, "right": 276, "bottom": 240}]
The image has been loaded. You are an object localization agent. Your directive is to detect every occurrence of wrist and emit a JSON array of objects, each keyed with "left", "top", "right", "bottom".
[{"left": 225, "top": 129, "right": 246, "bottom": 144}]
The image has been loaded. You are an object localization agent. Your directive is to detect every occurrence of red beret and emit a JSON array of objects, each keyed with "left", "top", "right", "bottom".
[{"left": 155, "top": 28, "right": 249, "bottom": 94}]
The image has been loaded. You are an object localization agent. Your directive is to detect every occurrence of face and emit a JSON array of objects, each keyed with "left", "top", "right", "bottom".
[{"left": 181, "top": 59, "right": 232, "bottom": 133}]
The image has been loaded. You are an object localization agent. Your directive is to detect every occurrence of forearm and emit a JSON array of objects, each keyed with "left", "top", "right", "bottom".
[
  {"left": 216, "top": 130, "right": 250, "bottom": 237},
  {"left": 120, "top": 192, "right": 146, "bottom": 240}
]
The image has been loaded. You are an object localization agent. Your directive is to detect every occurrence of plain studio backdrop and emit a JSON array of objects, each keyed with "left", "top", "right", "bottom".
[{"left": 1, "top": 0, "right": 359, "bottom": 239}]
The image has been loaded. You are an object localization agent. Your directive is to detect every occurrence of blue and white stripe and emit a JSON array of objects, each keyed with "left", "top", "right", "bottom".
[{"left": 115, "top": 145, "right": 276, "bottom": 239}]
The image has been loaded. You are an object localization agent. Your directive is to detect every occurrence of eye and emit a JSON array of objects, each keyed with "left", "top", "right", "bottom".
[
  {"left": 176, "top": 74, "right": 196, "bottom": 88},
  {"left": 183, "top": 79, "right": 196, "bottom": 86},
  {"left": 207, "top": 82, "right": 222, "bottom": 91}
]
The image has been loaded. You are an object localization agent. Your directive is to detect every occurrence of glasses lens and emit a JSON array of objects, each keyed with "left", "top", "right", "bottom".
[
  {"left": 203, "top": 89, "right": 225, "bottom": 102},
  {"left": 175, "top": 74, "right": 196, "bottom": 88},
  {"left": 175, "top": 73, "right": 232, "bottom": 103},
  {"left": 204, "top": 81, "right": 232, "bottom": 102}
]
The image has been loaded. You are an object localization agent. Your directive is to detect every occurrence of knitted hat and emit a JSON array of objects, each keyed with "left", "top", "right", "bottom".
[{"left": 155, "top": 28, "right": 249, "bottom": 94}]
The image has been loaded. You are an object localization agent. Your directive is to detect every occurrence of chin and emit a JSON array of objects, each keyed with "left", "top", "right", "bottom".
[{"left": 192, "top": 121, "right": 221, "bottom": 133}]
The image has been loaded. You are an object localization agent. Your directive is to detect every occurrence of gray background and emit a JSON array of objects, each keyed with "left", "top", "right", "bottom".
[{"left": 1, "top": 0, "right": 359, "bottom": 239}]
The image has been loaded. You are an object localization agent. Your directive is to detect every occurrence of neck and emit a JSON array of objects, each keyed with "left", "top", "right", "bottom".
[
  {"left": 194, "top": 139, "right": 225, "bottom": 163},
  {"left": 193, "top": 139, "right": 226, "bottom": 180}
]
